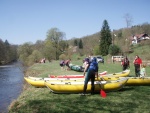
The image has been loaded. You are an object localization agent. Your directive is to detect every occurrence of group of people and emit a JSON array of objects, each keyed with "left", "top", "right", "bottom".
[
  {"left": 59, "top": 55, "right": 147, "bottom": 95},
  {"left": 121, "top": 55, "right": 146, "bottom": 78},
  {"left": 82, "top": 55, "right": 147, "bottom": 95},
  {"left": 59, "top": 59, "right": 71, "bottom": 71},
  {"left": 59, "top": 56, "right": 99, "bottom": 95}
]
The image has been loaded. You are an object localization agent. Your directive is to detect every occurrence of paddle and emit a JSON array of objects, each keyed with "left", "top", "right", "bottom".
[
  {"left": 99, "top": 76, "right": 107, "bottom": 98},
  {"left": 100, "top": 88, "right": 106, "bottom": 98}
]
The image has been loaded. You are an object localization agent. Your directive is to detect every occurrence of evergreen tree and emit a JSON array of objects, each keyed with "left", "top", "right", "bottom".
[
  {"left": 78, "top": 39, "right": 83, "bottom": 49},
  {"left": 0, "top": 39, "right": 5, "bottom": 64},
  {"left": 5, "top": 40, "right": 10, "bottom": 46},
  {"left": 74, "top": 39, "right": 78, "bottom": 46},
  {"left": 99, "top": 20, "right": 112, "bottom": 56}
]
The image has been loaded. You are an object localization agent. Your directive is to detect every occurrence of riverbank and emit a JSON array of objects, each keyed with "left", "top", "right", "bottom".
[{"left": 8, "top": 61, "right": 150, "bottom": 113}]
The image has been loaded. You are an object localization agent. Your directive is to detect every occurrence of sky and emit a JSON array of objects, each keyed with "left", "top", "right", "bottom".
[{"left": 0, "top": 0, "right": 150, "bottom": 45}]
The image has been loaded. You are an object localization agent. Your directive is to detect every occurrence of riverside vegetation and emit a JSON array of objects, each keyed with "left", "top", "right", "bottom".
[{"left": 8, "top": 57, "right": 150, "bottom": 113}]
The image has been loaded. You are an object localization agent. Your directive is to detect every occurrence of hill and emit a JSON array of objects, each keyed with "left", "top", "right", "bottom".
[
  {"left": 67, "top": 23, "right": 150, "bottom": 61},
  {"left": 16, "top": 23, "right": 150, "bottom": 66}
]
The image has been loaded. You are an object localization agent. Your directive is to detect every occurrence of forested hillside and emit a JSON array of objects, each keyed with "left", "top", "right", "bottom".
[
  {"left": 68, "top": 23, "right": 150, "bottom": 56},
  {"left": 3, "top": 22, "right": 149, "bottom": 66}
]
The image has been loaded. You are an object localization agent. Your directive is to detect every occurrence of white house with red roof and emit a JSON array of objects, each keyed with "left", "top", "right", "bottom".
[{"left": 131, "top": 33, "right": 150, "bottom": 44}]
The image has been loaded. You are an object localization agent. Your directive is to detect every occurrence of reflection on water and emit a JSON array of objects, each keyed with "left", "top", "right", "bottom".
[{"left": 0, "top": 62, "right": 24, "bottom": 113}]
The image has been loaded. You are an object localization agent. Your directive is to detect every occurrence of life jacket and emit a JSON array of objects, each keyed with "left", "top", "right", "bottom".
[
  {"left": 89, "top": 57, "right": 98, "bottom": 72},
  {"left": 122, "top": 59, "right": 129, "bottom": 66}
]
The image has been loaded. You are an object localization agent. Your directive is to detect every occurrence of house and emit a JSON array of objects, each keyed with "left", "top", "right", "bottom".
[{"left": 131, "top": 33, "right": 150, "bottom": 44}]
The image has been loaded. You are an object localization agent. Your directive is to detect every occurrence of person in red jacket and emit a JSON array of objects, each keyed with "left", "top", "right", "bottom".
[{"left": 133, "top": 55, "right": 142, "bottom": 77}]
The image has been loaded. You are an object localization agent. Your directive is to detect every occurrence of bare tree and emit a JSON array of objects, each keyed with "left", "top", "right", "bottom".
[{"left": 124, "top": 13, "right": 133, "bottom": 28}]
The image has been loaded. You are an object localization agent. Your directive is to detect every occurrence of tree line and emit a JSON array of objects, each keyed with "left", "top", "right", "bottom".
[
  {"left": 1, "top": 20, "right": 150, "bottom": 66},
  {"left": 17, "top": 28, "right": 69, "bottom": 66},
  {"left": 0, "top": 39, "right": 18, "bottom": 65},
  {"left": 17, "top": 20, "right": 150, "bottom": 66}
]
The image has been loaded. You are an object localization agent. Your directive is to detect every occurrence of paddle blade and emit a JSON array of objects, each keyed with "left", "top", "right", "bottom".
[{"left": 100, "top": 89, "right": 107, "bottom": 98}]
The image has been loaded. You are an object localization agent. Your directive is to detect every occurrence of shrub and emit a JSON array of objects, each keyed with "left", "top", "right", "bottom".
[{"left": 59, "top": 54, "right": 66, "bottom": 60}]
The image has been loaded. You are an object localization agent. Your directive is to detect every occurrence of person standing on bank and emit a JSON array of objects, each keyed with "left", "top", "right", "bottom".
[
  {"left": 121, "top": 56, "right": 130, "bottom": 71},
  {"left": 140, "top": 64, "right": 146, "bottom": 78},
  {"left": 133, "top": 55, "right": 142, "bottom": 77},
  {"left": 81, "top": 57, "right": 98, "bottom": 95}
]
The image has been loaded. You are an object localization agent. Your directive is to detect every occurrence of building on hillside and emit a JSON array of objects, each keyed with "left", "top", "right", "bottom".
[{"left": 131, "top": 33, "right": 150, "bottom": 44}]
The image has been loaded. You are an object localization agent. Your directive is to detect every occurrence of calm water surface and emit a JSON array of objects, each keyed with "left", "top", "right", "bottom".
[{"left": 0, "top": 62, "right": 24, "bottom": 113}]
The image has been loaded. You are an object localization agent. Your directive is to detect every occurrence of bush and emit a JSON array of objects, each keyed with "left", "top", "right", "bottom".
[
  {"left": 59, "top": 54, "right": 66, "bottom": 60},
  {"left": 109, "top": 44, "right": 121, "bottom": 55}
]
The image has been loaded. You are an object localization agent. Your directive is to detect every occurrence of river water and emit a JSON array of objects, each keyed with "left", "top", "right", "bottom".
[{"left": 0, "top": 62, "right": 24, "bottom": 113}]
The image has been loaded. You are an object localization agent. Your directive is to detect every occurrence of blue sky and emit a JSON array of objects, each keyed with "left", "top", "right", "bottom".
[{"left": 0, "top": 0, "right": 150, "bottom": 45}]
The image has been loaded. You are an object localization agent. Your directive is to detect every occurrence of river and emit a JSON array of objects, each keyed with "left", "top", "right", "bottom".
[{"left": 0, "top": 62, "right": 24, "bottom": 113}]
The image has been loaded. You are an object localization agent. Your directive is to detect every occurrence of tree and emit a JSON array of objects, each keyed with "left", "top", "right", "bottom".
[
  {"left": 74, "top": 39, "right": 78, "bottom": 46},
  {"left": 124, "top": 13, "right": 133, "bottom": 28},
  {"left": 17, "top": 42, "right": 33, "bottom": 64},
  {"left": 43, "top": 40, "right": 55, "bottom": 62},
  {"left": 4, "top": 40, "right": 11, "bottom": 62},
  {"left": 93, "top": 45, "right": 100, "bottom": 55},
  {"left": 27, "top": 50, "right": 43, "bottom": 65},
  {"left": 99, "top": 20, "right": 112, "bottom": 56},
  {"left": 59, "top": 40, "right": 68, "bottom": 53},
  {"left": 34, "top": 40, "right": 45, "bottom": 51},
  {"left": 78, "top": 39, "right": 83, "bottom": 49},
  {"left": 0, "top": 39, "right": 18, "bottom": 64},
  {"left": 0, "top": 39, "right": 5, "bottom": 64},
  {"left": 46, "top": 28, "right": 65, "bottom": 60},
  {"left": 109, "top": 45, "right": 120, "bottom": 56}
]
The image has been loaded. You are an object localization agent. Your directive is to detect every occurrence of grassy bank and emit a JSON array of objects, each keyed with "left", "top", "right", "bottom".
[{"left": 9, "top": 60, "right": 150, "bottom": 113}]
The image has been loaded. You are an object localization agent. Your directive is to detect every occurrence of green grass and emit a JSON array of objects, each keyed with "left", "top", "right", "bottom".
[{"left": 9, "top": 60, "right": 150, "bottom": 113}]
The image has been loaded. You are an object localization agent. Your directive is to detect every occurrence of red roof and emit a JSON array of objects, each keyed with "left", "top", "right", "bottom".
[{"left": 131, "top": 34, "right": 149, "bottom": 40}]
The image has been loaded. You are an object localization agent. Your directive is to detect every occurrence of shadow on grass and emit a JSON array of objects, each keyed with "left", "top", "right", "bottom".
[{"left": 118, "top": 86, "right": 134, "bottom": 92}]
